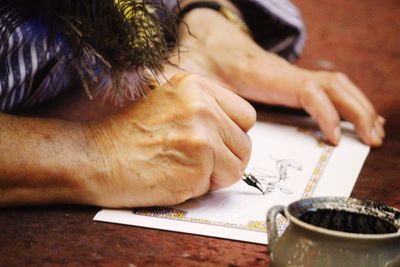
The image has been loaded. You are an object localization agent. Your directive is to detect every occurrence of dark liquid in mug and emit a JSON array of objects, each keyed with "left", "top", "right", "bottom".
[{"left": 299, "top": 209, "right": 398, "bottom": 234}]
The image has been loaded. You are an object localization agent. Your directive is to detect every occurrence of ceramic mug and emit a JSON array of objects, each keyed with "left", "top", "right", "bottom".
[{"left": 267, "top": 197, "right": 400, "bottom": 267}]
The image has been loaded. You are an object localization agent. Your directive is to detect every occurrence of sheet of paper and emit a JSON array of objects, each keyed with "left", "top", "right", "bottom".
[{"left": 94, "top": 120, "right": 370, "bottom": 244}]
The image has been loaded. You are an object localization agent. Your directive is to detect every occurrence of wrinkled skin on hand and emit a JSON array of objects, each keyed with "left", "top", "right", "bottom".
[
  {"left": 83, "top": 73, "right": 256, "bottom": 208},
  {"left": 164, "top": 9, "right": 385, "bottom": 147}
]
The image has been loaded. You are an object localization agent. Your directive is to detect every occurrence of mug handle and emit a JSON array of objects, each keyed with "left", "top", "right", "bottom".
[{"left": 266, "top": 205, "right": 286, "bottom": 247}]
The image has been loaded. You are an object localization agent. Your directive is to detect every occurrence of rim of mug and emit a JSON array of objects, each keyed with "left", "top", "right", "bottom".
[{"left": 285, "top": 197, "right": 400, "bottom": 240}]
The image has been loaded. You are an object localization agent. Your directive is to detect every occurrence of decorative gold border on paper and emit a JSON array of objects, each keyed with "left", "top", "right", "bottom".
[{"left": 132, "top": 138, "right": 334, "bottom": 233}]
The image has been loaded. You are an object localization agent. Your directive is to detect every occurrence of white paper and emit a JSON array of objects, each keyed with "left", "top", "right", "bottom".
[{"left": 94, "top": 120, "right": 370, "bottom": 244}]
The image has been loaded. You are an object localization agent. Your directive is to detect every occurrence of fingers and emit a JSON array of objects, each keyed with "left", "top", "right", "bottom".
[
  {"left": 199, "top": 78, "right": 257, "bottom": 133},
  {"left": 200, "top": 81, "right": 253, "bottom": 189},
  {"left": 335, "top": 73, "right": 376, "bottom": 118},
  {"left": 217, "top": 112, "right": 252, "bottom": 165},
  {"left": 205, "top": 88, "right": 253, "bottom": 191},
  {"left": 299, "top": 82, "right": 341, "bottom": 145},
  {"left": 171, "top": 73, "right": 253, "bottom": 191},
  {"left": 318, "top": 72, "right": 385, "bottom": 146},
  {"left": 171, "top": 73, "right": 257, "bottom": 132},
  {"left": 200, "top": 91, "right": 250, "bottom": 191},
  {"left": 209, "top": 141, "right": 246, "bottom": 191},
  {"left": 377, "top": 115, "right": 386, "bottom": 125},
  {"left": 333, "top": 73, "right": 386, "bottom": 140}
]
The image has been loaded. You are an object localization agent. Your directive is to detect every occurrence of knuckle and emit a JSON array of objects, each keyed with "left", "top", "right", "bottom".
[
  {"left": 349, "top": 106, "right": 373, "bottom": 128},
  {"left": 169, "top": 73, "right": 205, "bottom": 93},
  {"left": 183, "top": 129, "right": 209, "bottom": 149},
  {"left": 170, "top": 126, "right": 213, "bottom": 156},
  {"left": 191, "top": 135, "right": 211, "bottom": 150},
  {"left": 333, "top": 72, "right": 348, "bottom": 81},
  {"left": 328, "top": 72, "right": 348, "bottom": 87},
  {"left": 180, "top": 73, "right": 204, "bottom": 86},
  {"left": 187, "top": 101, "right": 219, "bottom": 124},
  {"left": 187, "top": 100, "right": 211, "bottom": 116},
  {"left": 354, "top": 114, "right": 372, "bottom": 129},
  {"left": 300, "top": 81, "right": 321, "bottom": 103},
  {"left": 168, "top": 72, "right": 190, "bottom": 85},
  {"left": 185, "top": 130, "right": 214, "bottom": 158},
  {"left": 303, "top": 81, "right": 321, "bottom": 95},
  {"left": 169, "top": 72, "right": 197, "bottom": 84}
]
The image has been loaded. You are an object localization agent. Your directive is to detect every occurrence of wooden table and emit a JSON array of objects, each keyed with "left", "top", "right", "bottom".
[{"left": 1, "top": 1, "right": 399, "bottom": 266}]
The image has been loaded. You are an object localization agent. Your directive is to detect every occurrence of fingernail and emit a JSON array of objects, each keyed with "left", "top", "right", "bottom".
[
  {"left": 377, "top": 116, "right": 386, "bottom": 125},
  {"left": 375, "top": 121, "right": 385, "bottom": 139},
  {"left": 333, "top": 126, "right": 341, "bottom": 144},
  {"left": 370, "top": 128, "right": 382, "bottom": 146}
]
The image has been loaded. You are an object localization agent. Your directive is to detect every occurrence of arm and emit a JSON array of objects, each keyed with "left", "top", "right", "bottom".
[
  {"left": 0, "top": 3, "right": 255, "bottom": 208},
  {"left": 0, "top": 73, "right": 256, "bottom": 207},
  {"left": 162, "top": 2, "right": 385, "bottom": 147},
  {"left": 161, "top": 0, "right": 305, "bottom": 60},
  {"left": 0, "top": 113, "right": 95, "bottom": 206}
]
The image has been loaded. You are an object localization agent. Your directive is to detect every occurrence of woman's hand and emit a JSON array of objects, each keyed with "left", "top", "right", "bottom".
[
  {"left": 164, "top": 8, "right": 385, "bottom": 147},
  {"left": 83, "top": 73, "right": 256, "bottom": 208}
]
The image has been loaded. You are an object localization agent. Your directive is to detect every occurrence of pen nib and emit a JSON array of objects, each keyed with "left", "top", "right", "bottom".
[{"left": 242, "top": 173, "right": 265, "bottom": 194}]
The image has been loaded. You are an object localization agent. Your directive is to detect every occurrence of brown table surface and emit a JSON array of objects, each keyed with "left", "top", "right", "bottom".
[{"left": 1, "top": 1, "right": 399, "bottom": 266}]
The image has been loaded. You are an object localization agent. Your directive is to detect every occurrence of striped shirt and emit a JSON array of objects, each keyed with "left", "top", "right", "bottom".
[
  {"left": 0, "top": 7, "right": 78, "bottom": 112},
  {"left": 0, "top": 0, "right": 306, "bottom": 113}
]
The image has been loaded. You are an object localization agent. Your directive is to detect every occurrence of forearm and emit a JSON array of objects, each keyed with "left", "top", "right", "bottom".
[{"left": 0, "top": 113, "right": 95, "bottom": 207}]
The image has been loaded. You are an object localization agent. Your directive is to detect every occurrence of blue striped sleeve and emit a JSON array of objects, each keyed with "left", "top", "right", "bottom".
[{"left": 0, "top": 11, "right": 75, "bottom": 113}]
